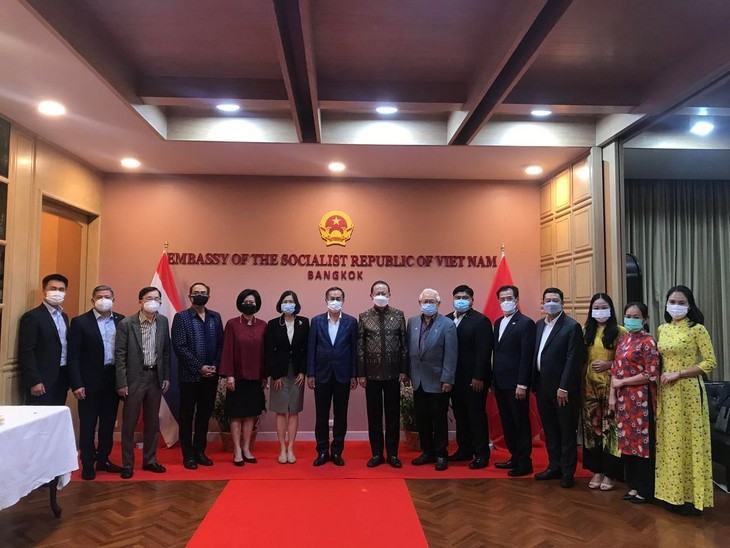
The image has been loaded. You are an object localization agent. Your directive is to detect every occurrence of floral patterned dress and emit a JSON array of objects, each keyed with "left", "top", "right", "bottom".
[
  {"left": 656, "top": 319, "right": 716, "bottom": 510},
  {"left": 581, "top": 326, "right": 626, "bottom": 457},
  {"left": 611, "top": 331, "right": 658, "bottom": 458}
]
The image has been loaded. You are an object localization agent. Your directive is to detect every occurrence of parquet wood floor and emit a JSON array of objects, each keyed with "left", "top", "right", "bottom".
[{"left": 1, "top": 479, "right": 727, "bottom": 547}]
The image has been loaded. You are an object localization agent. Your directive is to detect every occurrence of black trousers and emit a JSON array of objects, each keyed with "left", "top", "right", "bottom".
[
  {"left": 314, "top": 376, "right": 351, "bottom": 455},
  {"left": 365, "top": 378, "right": 400, "bottom": 457},
  {"left": 414, "top": 386, "right": 450, "bottom": 458},
  {"left": 536, "top": 387, "right": 578, "bottom": 476},
  {"left": 582, "top": 444, "right": 623, "bottom": 479},
  {"left": 78, "top": 367, "right": 120, "bottom": 467},
  {"left": 494, "top": 387, "right": 532, "bottom": 467},
  {"left": 450, "top": 383, "right": 490, "bottom": 459},
  {"left": 623, "top": 455, "right": 655, "bottom": 499},
  {"left": 179, "top": 376, "right": 218, "bottom": 460},
  {"left": 25, "top": 366, "right": 70, "bottom": 406}
]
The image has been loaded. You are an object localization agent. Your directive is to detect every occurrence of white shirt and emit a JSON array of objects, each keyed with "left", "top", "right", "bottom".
[
  {"left": 536, "top": 312, "right": 562, "bottom": 371},
  {"left": 328, "top": 314, "right": 340, "bottom": 345},
  {"left": 94, "top": 309, "right": 117, "bottom": 365},
  {"left": 498, "top": 312, "right": 516, "bottom": 341},
  {"left": 285, "top": 318, "right": 295, "bottom": 344},
  {"left": 43, "top": 301, "right": 67, "bottom": 366},
  {"left": 453, "top": 312, "right": 466, "bottom": 327}
]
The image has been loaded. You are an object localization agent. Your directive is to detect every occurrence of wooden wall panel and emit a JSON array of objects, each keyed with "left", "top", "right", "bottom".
[
  {"left": 554, "top": 213, "right": 571, "bottom": 257},
  {"left": 573, "top": 206, "right": 593, "bottom": 252},
  {"left": 540, "top": 182, "right": 552, "bottom": 218},
  {"left": 554, "top": 169, "right": 571, "bottom": 213},
  {"left": 540, "top": 224, "right": 553, "bottom": 259},
  {"left": 556, "top": 262, "right": 572, "bottom": 302},
  {"left": 572, "top": 159, "right": 591, "bottom": 205}
]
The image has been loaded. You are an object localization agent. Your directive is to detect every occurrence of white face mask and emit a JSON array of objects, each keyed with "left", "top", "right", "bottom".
[
  {"left": 45, "top": 290, "right": 65, "bottom": 306},
  {"left": 94, "top": 298, "right": 113, "bottom": 313},
  {"left": 373, "top": 295, "right": 389, "bottom": 307},
  {"left": 500, "top": 300, "right": 517, "bottom": 315},
  {"left": 327, "top": 300, "right": 343, "bottom": 313},
  {"left": 143, "top": 300, "right": 161, "bottom": 314},
  {"left": 591, "top": 309, "right": 611, "bottom": 321},
  {"left": 666, "top": 304, "right": 689, "bottom": 320}
]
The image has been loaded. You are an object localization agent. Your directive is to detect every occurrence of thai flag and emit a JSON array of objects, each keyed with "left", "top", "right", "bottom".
[{"left": 150, "top": 251, "right": 182, "bottom": 447}]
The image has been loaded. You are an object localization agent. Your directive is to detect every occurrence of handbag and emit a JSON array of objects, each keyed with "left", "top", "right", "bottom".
[
  {"left": 705, "top": 382, "right": 730, "bottom": 423},
  {"left": 717, "top": 405, "right": 730, "bottom": 435}
]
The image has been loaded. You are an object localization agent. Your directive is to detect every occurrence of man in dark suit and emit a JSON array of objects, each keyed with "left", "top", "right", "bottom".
[
  {"left": 533, "top": 287, "right": 585, "bottom": 488},
  {"left": 172, "top": 282, "right": 224, "bottom": 470},
  {"left": 446, "top": 284, "right": 493, "bottom": 470},
  {"left": 307, "top": 286, "right": 358, "bottom": 466},
  {"left": 18, "top": 273, "right": 70, "bottom": 405},
  {"left": 408, "top": 288, "right": 458, "bottom": 471},
  {"left": 492, "top": 285, "right": 536, "bottom": 477},
  {"left": 68, "top": 285, "right": 125, "bottom": 480},
  {"left": 115, "top": 286, "right": 171, "bottom": 479}
]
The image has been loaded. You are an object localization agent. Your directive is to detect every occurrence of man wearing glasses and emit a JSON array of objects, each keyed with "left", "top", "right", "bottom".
[
  {"left": 115, "top": 286, "right": 171, "bottom": 479},
  {"left": 172, "top": 282, "right": 224, "bottom": 470}
]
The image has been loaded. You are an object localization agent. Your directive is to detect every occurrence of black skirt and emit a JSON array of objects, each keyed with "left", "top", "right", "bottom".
[{"left": 224, "top": 379, "right": 266, "bottom": 418}]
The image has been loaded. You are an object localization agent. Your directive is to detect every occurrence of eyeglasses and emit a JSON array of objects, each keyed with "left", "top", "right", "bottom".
[{"left": 143, "top": 297, "right": 162, "bottom": 303}]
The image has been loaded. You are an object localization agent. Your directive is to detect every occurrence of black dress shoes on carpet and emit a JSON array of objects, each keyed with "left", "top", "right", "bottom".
[
  {"left": 313, "top": 453, "right": 329, "bottom": 466},
  {"left": 435, "top": 457, "right": 448, "bottom": 471},
  {"left": 96, "top": 460, "right": 123, "bottom": 473},
  {"left": 468, "top": 458, "right": 488, "bottom": 470},
  {"left": 184, "top": 459, "right": 198, "bottom": 470},
  {"left": 494, "top": 459, "right": 516, "bottom": 470},
  {"left": 233, "top": 459, "right": 244, "bottom": 467},
  {"left": 142, "top": 463, "right": 166, "bottom": 473},
  {"left": 387, "top": 456, "right": 402, "bottom": 468},
  {"left": 120, "top": 467, "right": 133, "bottom": 479},
  {"left": 534, "top": 468, "right": 562, "bottom": 481},
  {"left": 196, "top": 453, "right": 214, "bottom": 466},
  {"left": 331, "top": 454, "right": 345, "bottom": 466},
  {"left": 367, "top": 455, "right": 385, "bottom": 468},
  {"left": 447, "top": 451, "right": 472, "bottom": 462},
  {"left": 508, "top": 465, "right": 533, "bottom": 477},
  {"left": 81, "top": 466, "right": 96, "bottom": 480},
  {"left": 411, "top": 452, "right": 436, "bottom": 466}
]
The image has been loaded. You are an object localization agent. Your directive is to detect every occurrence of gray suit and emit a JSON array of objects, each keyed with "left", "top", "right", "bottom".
[
  {"left": 115, "top": 312, "right": 171, "bottom": 469},
  {"left": 407, "top": 313, "right": 457, "bottom": 457}
]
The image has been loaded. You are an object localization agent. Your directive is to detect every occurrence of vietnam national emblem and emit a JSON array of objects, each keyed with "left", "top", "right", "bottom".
[{"left": 318, "top": 210, "right": 354, "bottom": 247}]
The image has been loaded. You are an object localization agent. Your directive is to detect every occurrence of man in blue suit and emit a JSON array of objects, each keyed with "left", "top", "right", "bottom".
[
  {"left": 407, "top": 288, "right": 458, "bottom": 471},
  {"left": 307, "top": 286, "right": 358, "bottom": 466}
]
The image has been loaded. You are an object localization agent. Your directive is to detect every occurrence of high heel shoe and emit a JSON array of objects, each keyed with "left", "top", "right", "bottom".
[
  {"left": 233, "top": 459, "right": 244, "bottom": 467},
  {"left": 278, "top": 451, "right": 288, "bottom": 464},
  {"left": 287, "top": 450, "right": 296, "bottom": 464}
]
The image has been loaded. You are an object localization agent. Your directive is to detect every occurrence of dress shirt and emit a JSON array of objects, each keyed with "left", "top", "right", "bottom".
[
  {"left": 536, "top": 312, "right": 562, "bottom": 372},
  {"left": 328, "top": 314, "right": 340, "bottom": 345},
  {"left": 94, "top": 309, "right": 116, "bottom": 365},
  {"left": 43, "top": 301, "right": 67, "bottom": 366},
  {"left": 498, "top": 312, "right": 515, "bottom": 341},
  {"left": 285, "top": 318, "right": 295, "bottom": 344},
  {"left": 419, "top": 315, "right": 434, "bottom": 352},
  {"left": 139, "top": 311, "right": 158, "bottom": 366},
  {"left": 453, "top": 312, "right": 466, "bottom": 327}
]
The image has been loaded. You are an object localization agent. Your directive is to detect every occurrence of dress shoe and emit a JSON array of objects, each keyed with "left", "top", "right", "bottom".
[
  {"left": 494, "top": 459, "right": 516, "bottom": 470},
  {"left": 630, "top": 495, "right": 649, "bottom": 504},
  {"left": 411, "top": 452, "right": 436, "bottom": 466},
  {"left": 196, "top": 453, "right": 214, "bottom": 466},
  {"left": 332, "top": 454, "right": 345, "bottom": 466},
  {"left": 508, "top": 465, "right": 533, "bottom": 477},
  {"left": 81, "top": 466, "right": 96, "bottom": 480},
  {"left": 120, "top": 467, "right": 134, "bottom": 479},
  {"left": 448, "top": 451, "right": 472, "bottom": 462},
  {"left": 468, "top": 458, "right": 488, "bottom": 470},
  {"left": 387, "top": 456, "right": 402, "bottom": 468},
  {"left": 233, "top": 459, "right": 245, "bottom": 467},
  {"left": 313, "top": 453, "right": 329, "bottom": 466},
  {"left": 183, "top": 459, "right": 198, "bottom": 470},
  {"left": 534, "top": 468, "right": 562, "bottom": 481},
  {"left": 560, "top": 475, "right": 575, "bottom": 488},
  {"left": 435, "top": 457, "right": 448, "bottom": 471},
  {"left": 367, "top": 455, "right": 385, "bottom": 468},
  {"left": 243, "top": 455, "right": 257, "bottom": 464},
  {"left": 142, "top": 463, "right": 166, "bottom": 473},
  {"left": 622, "top": 491, "right": 638, "bottom": 501},
  {"left": 96, "top": 460, "right": 123, "bottom": 473}
]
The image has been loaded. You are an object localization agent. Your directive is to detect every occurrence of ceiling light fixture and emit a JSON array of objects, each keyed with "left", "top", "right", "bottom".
[
  {"left": 328, "top": 161, "right": 346, "bottom": 172},
  {"left": 37, "top": 100, "right": 66, "bottom": 116},
  {"left": 120, "top": 157, "right": 141, "bottom": 169},
  {"left": 525, "top": 165, "right": 543, "bottom": 175},
  {"left": 375, "top": 106, "right": 398, "bottom": 115},
  {"left": 689, "top": 120, "right": 714, "bottom": 136},
  {"left": 216, "top": 103, "right": 241, "bottom": 113},
  {"left": 530, "top": 109, "right": 552, "bottom": 117}
]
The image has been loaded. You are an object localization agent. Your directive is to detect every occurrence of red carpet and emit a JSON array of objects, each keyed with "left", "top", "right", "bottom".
[
  {"left": 73, "top": 440, "right": 592, "bottom": 482},
  {"left": 188, "top": 479, "right": 427, "bottom": 548}
]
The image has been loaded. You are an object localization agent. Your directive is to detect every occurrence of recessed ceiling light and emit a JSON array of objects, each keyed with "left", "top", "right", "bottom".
[
  {"left": 328, "top": 162, "right": 346, "bottom": 172},
  {"left": 690, "top": 120, "right": 714, "bottom": 136},
  {"left": 530, "top": 109, "right": 552, "bottom": 117},
  {"left": 120, "top": 157, "right": 141, "bottom": 169},
  {"left": 38, "top": 100, "right": 66, "bottom": 116},
  {"left": 525, "top": 165, "right": 543, "bottom": 175},
  {"left": 375, "top": 106, "right": 398, "bottom": 115},
  {"left": 216, "top": 103, "right": 241, "bottom": 113}
]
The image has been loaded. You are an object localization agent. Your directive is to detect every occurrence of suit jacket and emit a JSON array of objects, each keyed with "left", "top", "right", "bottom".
[
  {"left": 407, "top": 313, "right": 458, "bottom": 393},
  {"left": 532, "top": 312, "right": 585, "bottom": 395},
  {"left": 445, "top": 308, "right": 493, "bottom": 386},
  {"left": 68, "top": 309, "right": 125, "bottom": 392},
  {"left": 493, "top": 311, "right": 536, "bottom": 390},
  {"left": 115, "top": 312, "right": 171, "bottom": 392},
  {"left": 306, "top": 312, "right": 357, "bottom": 383},
  {"left": 18, "top": 303, "right": 69, "bottom": 390},
  {"left": 266, "top": 315, "right": 310, "bottom": 380}
]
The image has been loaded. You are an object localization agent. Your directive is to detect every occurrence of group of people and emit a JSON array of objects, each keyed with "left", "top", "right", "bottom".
[{"left": 18, "top": 274, "right": 716, "bottom": 515}]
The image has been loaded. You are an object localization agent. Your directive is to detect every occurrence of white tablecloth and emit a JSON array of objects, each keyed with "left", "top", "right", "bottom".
[{"left": 0, "top": 405, "right": 79, "bottom": 510}]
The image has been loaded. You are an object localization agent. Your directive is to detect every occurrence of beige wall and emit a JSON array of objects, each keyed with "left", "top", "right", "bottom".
[
  {"left": 0, "top": 128, "right": 102, "bottom": 404},
  {"left": 100, "top": 174, "right": 543, "bottom": 437}
]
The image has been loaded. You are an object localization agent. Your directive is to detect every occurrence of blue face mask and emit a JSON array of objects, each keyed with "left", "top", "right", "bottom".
[
  {"left": 624, "top": 318, "right": 644, "bottom": 332},
  {"left": 453, "top": 299, "right": 471, "bottom": 313},
  {"left": 543, "top": 301, "right": 562, "bottom": 315},
  {"left": 281, "top": 302, "right": 296, "bottom": 315},
  {"left": 420, "top": 303, "right": 438, "bottom": 317}
]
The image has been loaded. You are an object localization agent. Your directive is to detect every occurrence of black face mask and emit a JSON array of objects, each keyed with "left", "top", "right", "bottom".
[
  {"left": 191, "top": 295, "right": 209, "bottom": 307},
  {"left": 240, "top": 303, "right": 257, "bottom": 315}
]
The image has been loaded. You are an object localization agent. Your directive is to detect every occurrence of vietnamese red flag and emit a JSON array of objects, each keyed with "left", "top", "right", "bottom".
[{"left": 483, "top": 254, "right": 515, "bottom": 324}]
